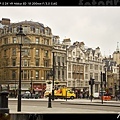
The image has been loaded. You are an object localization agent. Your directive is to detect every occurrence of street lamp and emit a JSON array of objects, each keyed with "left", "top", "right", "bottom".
[
  {"left": 46, "top": 53, "right": 55, "bottom": 100},
  {"left": 30, "top": 76, "right": 34, "bottom": 98},
  {"left": 16, "top": 25, "right": 26, "bottom": 112},
  {"left": 119, "top": 64, "right": 120, "bottom": 94},
  {"left": 52, "top": 51, "right": 55, "bottom": 100}
]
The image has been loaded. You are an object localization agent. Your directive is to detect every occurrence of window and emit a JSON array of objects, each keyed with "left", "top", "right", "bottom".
[
  {"left": 95, "top": 65, "right": 98, "bottom": 70},
  {"left": 68, "top": 64, "right": 71, "bottom": 71},
  {"left": 12, "top": 48, "right": 16, "bottom": 56},
  {"left": 68, "top": 73, "right": 71, "bottom": 78},
  {"left": 13, "top": 27, "right": 17, "bottom": 33},
  {"left": 80, "top": 74, "right": 83, "bottom": 79},
  {"left": 4, "top": 38, "right": 8, "bottom": 44},
  {"left": 36, "top": 70, "right": 39, "bottom": 80},
  {"left": 12, "top": 59, "right": 16, "bottom": 66},
  {"left": 21, "top": 70, "right": 29, "bottom": 80},
  {"left": 12, "top": 37, "right": 17, "bottom": 43},
  {"left": 80, "top": 81, "right": 83, "bottom": 87},
  {"left": 100, "top": 65, "right": 102, "bottom": 70},
  {"left": 73, "top": 81, "right": 75, "bottom": 87},
  {"left": 24, "top": 38, "right": 30, "bottom": 44},
  {"left": 22, "top": 49, "right": 30, "bottom": 56},
  {"left": 90, "top": 64, "right": 93, "bottom": 69},
  {"left": 22, "top": 59, "right": 29, "bottom": 66},
  {"left": 23, "top": 70, "right": 27, "bottom": 80},
  {"left": 68, "top": 81, "right": 71, "bottom": 87},
  {"left": 95, "top": 84, "right": 99, "bottom": 92},
  {"left": 85, "top": 74, "right": 88, "bottom": 79},
  {"left": 90, "top": 73, "right": 93, "bottom": 78},
  {"left": 44, "top": 60, "right": 49, "bottom": 67},
  {"left": 85, "top": 65, "right": 88, "bottom": 72},
  {"left": 95, "top": 73, "right": 98, "bottom": 81},
  {"left": 85, "top": 81, "right": 88, "bottom": 86},
  {"left": 12, "top": 70, "right": 16, "bottom": 80},
  {"left": 44, "top": 70, "right": 49, "bottom": 80},
  {"left": 36, "top": 38, "right": 39, "bottom": 44},
  {"left": 35, "top": 28, "right": 39, "bottom": 34},
  {"left": 44, "top": 39, "right": 49, "bottom": 45},
  {"left": 35, "top": 49, "right": 39, "bottom": 56},
  {"left": 36, "top": 59, "right": 39, "bottom": 66},
  {"left": 44, "top": 50, "right": 48, "bottom": 57}
]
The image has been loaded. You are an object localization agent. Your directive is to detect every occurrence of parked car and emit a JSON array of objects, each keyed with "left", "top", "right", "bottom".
[
  {"left": 101, "top": 93, "right": 111, "bottom": 101},
  {"left": 93, "top": 92, "right": 99, "bottom": 99},
  {"left": 117, "top": 94, "right": 120, "bottom": 100},
  {"left": 21, "top": 93, "right": 39, "bottom": 99}
]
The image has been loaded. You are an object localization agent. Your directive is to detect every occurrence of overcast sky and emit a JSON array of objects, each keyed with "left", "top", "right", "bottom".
[{"left": 0, "top": 7, "right": 120, "bottom": 56}]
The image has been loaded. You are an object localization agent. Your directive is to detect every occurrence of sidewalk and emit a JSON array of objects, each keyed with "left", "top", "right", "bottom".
[
  {"left": 60, "top": 98, "right": 120, "bottom": 107},
  {"left": 8, "top": 98, "right": 120, "bottom": 113},
  {"left": 9, "top": 98, "right": 120, "bottom": 106}
]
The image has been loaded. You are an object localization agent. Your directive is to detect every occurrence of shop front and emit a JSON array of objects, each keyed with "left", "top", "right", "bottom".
[
  {"left": 33, "top": 83, "right": 46, "bottom": 98},
  {"left": 1, "top": 84, "right": 9, "bottom": 91},
  {"left": 9, "top": 84, "right": 18, "bottom": 98}
]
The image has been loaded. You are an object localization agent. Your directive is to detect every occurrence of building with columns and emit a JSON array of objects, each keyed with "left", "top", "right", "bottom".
[
  {"left": 0, "top": 18, "right": 53, "bottom": 96},
  {"left": 66, "top": 41, "right": 104, "bottom": 96},
  {"left": 52, "top": 35, "right": 67, "bottom": 87}
]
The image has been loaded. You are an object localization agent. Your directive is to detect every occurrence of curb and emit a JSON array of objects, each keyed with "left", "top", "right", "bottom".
[
  {"left": 8, "top": 99, "right": 67, "bottom": 102},
  {"left": 61, "top": 102, "right": 120, "bottom": 107}
]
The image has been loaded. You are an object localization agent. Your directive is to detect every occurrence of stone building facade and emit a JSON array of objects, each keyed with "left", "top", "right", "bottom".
[
  {"left": 66, "top": 41, "right": 104, "bottom": 95},
  {"left": 0, "top": 18, "right": 53, "bottom": 96}
]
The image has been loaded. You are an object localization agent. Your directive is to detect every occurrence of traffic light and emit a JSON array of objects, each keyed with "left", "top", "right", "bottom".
[
  {"left": 89, "top": 80, "right": 91, "bottom": 85},
  {"left": 103, "top": 73, "right": 106, "bottom": 81},
  {"left": 89, "top": 78, "right": 95, "bottom": 85}
]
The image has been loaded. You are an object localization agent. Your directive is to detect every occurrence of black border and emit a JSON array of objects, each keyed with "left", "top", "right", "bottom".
[
  {"left": 0, "top": 113, "right": 118, "bottom": 120},
  {"left": 0, "top": 0, "right": 120, "bottom": 6}
]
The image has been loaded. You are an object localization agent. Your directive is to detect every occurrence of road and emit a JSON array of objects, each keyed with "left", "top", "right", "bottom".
[{"left": 8, "top": 99, "right": 120, "bottom": 113}]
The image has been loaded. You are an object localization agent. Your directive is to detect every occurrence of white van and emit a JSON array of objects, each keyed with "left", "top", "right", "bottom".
[
  {"left": 93, "top": 92, "right": 99, "bottom": 99},
  {"left": 93, "top": 91, "right": 106, "bottom": 99}
]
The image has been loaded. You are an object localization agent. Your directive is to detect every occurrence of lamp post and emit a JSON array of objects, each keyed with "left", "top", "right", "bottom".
[
  {"left": 52, "top": 51, "right": 55, "bottom": 101},
  {"left": 119, "top": 64, "right": 120, "bottom": 94},
  {"left": 30, "top": 76, "right": 34, "bottom": 98},
  {"left": 15, "top": 76, "right": 16, "bottom": 98},
  {"left": 41, "top": 77, "right": 44, "bottom": 98},
  {"left": 114, "top": 83, "right": 117, "bottom": 101},
  {"left": 16, "top": 25, "right": 25, "bottom": 112}
]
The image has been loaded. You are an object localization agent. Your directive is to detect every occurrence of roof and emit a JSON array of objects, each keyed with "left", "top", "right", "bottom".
[
  {"left": 68, "top": 45, "right": 75, "bottom": 51},
  {"left": 103, "top": 59, "right": 117, "bottom": 71},
  {"left": 63, "top": 38, "right": 71, "bottom": 42},
  {"left": 10, "top": 20, "right": 48, "bottom": 29}
]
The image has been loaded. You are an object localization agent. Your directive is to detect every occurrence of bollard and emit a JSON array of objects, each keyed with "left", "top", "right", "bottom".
[
  {"left": 48, "top": 93, "right": 52, "bottom": 108},
  {"left": 0, "top": 91, "right": 9, "bottom": 113}
]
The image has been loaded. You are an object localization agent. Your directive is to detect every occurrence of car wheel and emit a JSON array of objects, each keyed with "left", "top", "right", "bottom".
[{"left": 70, "top": 96, "right": 74, "bottom": 100}]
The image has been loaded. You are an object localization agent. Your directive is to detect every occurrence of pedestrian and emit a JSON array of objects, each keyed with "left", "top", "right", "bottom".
[{"left": 79, "top": 93, "right": 83, "bottom": 99}]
